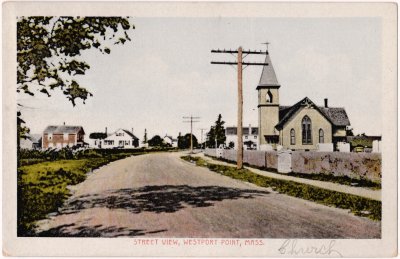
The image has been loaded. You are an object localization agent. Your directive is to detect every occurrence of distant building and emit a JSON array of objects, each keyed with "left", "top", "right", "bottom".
[
  {"left": 101, "top": 129, "right": 139, "bottom": 149},
  {"left": 257, "top": 50, "right": 351, "bottom": 150},
  {"left": 225, "top": 125, "right": 259, "bottom": 150},
  {"left": 42, "top": 125, "right": 85, "bottom": 149},
  {"left": 347, "top": 134, "right": 382, "bottom": 152},
  {"left": 20, "top": 134, "right": 41, "bottom": 150},
  {"left": 163, "top": 135, "right": 178, "bottom": 147},
  {"left": 88, "top": 128, "right": 108, "bottom": 148}
]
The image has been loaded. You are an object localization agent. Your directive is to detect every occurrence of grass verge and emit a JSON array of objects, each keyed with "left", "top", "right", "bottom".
[
  {"left": 182, "top": 155, "right": 381, "bottom": 221},
  {"left": 17, "top": 152, "right": 142, "bottom": 236}
]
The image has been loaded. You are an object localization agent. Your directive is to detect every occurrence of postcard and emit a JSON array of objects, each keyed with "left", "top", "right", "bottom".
[{"left": 2, "top": 1, "right": 397, "bottom": 257}]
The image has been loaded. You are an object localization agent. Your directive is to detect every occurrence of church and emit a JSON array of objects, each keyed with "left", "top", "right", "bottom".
[{"left": 257, "top": 51, "right": 351, "bottom": 151}]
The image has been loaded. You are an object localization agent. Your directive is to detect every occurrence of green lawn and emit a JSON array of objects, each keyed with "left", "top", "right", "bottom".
[{"left": 181, "top": 155, "right": 381, "bottom": 221}]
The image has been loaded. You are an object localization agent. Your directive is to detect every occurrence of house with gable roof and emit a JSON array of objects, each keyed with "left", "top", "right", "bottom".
[
  {"left": 42, "top": 125, "right": 85, "bottom": 149},
  {"left": 102, "top": 128, "right": 139, "bottom": 149},
  {"left": 257, "top": 50, "right": 351, "bottom": 150},
  {"left": 20, "top": 134, "right": 42, "bottom": 150},
  {"left": 163, "top": 134, "right": 178, "bottom": 147}
]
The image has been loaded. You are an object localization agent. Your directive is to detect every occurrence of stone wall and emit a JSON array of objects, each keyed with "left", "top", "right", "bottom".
[
  {"left": 204, "top": 149, "right": 381, "bottom": 182},
  {"left": 223, "top": 149, "right": 237, "bottom": 162},
  {"left": 265, "top": 151, "right": 278, "bottom": 170},
  {"left": 291, "top": 151, "right": 382, "bottom": 182},
  {"left": 204, "top": 148, "right": 216, "bottom": 157},
  {"left": 244, "top": 150, "right": 266, "bottom": 168}
]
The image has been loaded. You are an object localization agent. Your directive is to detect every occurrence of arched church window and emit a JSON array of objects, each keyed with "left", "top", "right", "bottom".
[
  {"left": 319, "top": 129, "right": 324, "bottom": 143},
  {"left": 302, "top": 116, "right": 312, "bottom": 144},
  {"left": 266, "top": 90, "right": 273, "bottom": 103},
  {"left": 290, "top": 129, "right": 295, "bottom": 145}
]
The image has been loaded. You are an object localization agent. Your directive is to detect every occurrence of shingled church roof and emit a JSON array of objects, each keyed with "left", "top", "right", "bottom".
[
  {"left": 276, "top": 97, "right": 350, "bottom": 130},
  {"left": 257, "top": 51, "right": 280, "bottom": 89}
]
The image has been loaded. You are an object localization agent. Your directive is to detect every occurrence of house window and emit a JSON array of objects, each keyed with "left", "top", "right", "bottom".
[
  {"left": 290, "top": 129, "right": 295, "bottom": 145},
  {"left": 119, "top": 140, "right": 124, "bottom": 146},
  {"left": 104, "top": 140, "right": 114, "bottom": 145},
  {"left": 254, "top": 136, "right": 257, "bottom": 139},
  {"left": 302, "top": 116, "right": 312, "bottom": 144},
  {"left": 48, "top": 133, "right": 53, "bottom": 140},
  {"left": 319, "top": 129, "right": 324, "bottom": 143},
  {"left": 245, "top": 136, "right": 248, "bottom": 139}
]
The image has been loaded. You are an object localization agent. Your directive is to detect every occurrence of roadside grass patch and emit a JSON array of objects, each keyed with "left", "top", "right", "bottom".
[
  {"left": 17, "top": 152, "right": 144, "bottom": 236},
  {"left": 286, "top": 172, "right": 381, "bottom": 189},
  {"left": 181, "top": 156, "right": 381, "bottom": 221}
]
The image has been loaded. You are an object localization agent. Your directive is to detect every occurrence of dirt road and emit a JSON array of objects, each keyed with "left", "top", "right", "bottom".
[{"left": 36, "top": 152, "right": 381, "bottom": 238}]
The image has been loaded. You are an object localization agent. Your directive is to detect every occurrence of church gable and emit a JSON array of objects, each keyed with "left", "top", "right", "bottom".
[
  {"left": 275, "top": 97, "right": 350, "bottom": 130},
  {"left": 276, "top": 97, "right": 325, "bottom": 130},
  {"left": 280, "top": 103, "right": 333, "bottom": 149}
]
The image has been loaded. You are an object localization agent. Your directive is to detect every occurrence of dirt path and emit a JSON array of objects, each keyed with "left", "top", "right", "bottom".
[{"left": 35, "top": 152, "right": 381, "bottom": 238}]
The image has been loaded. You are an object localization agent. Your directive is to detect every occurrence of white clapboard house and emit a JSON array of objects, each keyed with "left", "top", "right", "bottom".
[
  {"left": 101, "top": 129, "right": 139, "bottom": 149},
  {"left": 225, "top": 125, "right": 259, "bottom": 150},
  {"left": 163, "top": 135, "right": 178, "bottom": 147}
]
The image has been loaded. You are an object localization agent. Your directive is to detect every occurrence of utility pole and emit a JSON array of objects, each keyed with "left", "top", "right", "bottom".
[
  {"left": 198, "top": 128, "right": 207, "bottom": 152},
  {"left": 211, "top": 47, "right": 268, "bottom": 169},
  {"left": 183, "top": 115, "right": 200, "bottom": 154}
]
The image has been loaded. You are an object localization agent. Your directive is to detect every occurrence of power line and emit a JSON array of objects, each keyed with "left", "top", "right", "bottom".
[
  {"left": 211, "top": 45, "right": 268, "bottom": 169},
  {"left": 198, "top": 128, "right": 207, "bottom": 152},
  {"left": 182, "top": 115, "right": 200, "bottom": 154}
]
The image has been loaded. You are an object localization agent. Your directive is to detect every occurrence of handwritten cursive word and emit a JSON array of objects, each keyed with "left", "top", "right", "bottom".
[{"left": 278, "top": 239, "right": 343, "bottom": 257}]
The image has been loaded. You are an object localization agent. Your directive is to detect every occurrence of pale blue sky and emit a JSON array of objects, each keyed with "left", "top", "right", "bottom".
[{"left": 18, "top": 17, "right": 382, "bottom": 140}]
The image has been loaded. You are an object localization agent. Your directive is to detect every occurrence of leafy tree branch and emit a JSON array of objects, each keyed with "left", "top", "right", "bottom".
[{"left": 17, "top": 16, "right": 135, "bottom": 106}]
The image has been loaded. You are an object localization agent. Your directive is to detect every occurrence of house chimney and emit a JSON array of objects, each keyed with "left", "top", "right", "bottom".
[
  {"left": 63, "top": 122, "right": 65, "bottom": 125},
  {"left": 324, "top": 98, "right": 328, "bottom": 108},
  {"left": 105, "top": 127, "right": 107, "bottom": 134}
]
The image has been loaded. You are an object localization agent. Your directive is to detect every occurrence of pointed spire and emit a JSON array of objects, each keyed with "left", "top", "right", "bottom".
[{"left": 257, "top": 51, "right": 280, "bottom": 89}]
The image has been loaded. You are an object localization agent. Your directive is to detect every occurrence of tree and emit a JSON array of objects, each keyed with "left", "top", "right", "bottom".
[
  {"left": 89, "top": 132, "right": 107, "bottom": 139},
  {"left": 206, "top": 114, "right": 226, "bottom": 148},
  {"left": 148, "top": 135, "right": 164, "bottom": 147},
  {"left": 144, "top": 129, "right": 148, "bottom": 143},
  {"left": 16, "top": 17, "right": 135, "bottom": 159},
  {"left": 178, "top": 133, "right": 198, "bottom": 149},
  {"left": 177, "top": 132, "right": 183, "bottom": 149},
  {"left": 17, "top": 111, "right": 30, "bottom": 167},
  {"left": 346, "top": 127, "right": 354, "bottom": 137},
  {"left": 17, "top": 16, "right": 135, "bottom": 106}
]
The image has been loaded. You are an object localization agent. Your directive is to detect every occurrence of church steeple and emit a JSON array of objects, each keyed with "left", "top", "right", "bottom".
[
  {"left": 257, "top": 49, "right": 280, "bottom": 148},
  {"left": 257, "top": 51, "right": 280, "bottom": 89}
]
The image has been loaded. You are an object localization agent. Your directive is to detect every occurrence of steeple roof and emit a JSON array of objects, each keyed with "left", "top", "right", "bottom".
[{"left": 257, "top": 51, "right": 280, "bottom": 89}]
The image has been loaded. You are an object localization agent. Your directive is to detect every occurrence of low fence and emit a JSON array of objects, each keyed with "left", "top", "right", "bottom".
[{"left": 204, "top": 149, "right": 381, "bottom": 182}]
